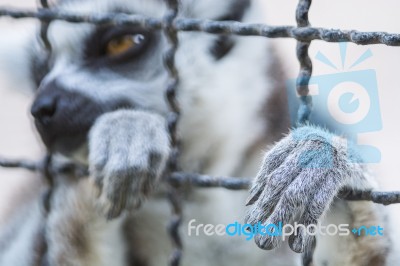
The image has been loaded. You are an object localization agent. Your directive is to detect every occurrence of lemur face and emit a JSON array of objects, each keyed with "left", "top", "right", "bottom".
[{"left": 29, "top": 0, "right": 250, "bottom": 158}]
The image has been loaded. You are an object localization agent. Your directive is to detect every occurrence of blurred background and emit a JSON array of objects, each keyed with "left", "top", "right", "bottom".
[{"left": 0, "top": 0, "right": 399, "bottom": 253}]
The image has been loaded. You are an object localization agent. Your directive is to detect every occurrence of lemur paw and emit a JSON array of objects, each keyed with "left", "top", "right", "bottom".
[
  {"left": 245, "top": 126, "right": 368, "bottom": 253},
  {"left": 88, "top": 110, "right": 170, "bottom": 219}
]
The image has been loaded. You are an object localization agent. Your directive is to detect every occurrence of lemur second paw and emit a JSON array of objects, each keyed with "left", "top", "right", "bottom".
[
  {"left": 245, "top": 126, "right": 371, "bottom": 253},
  {"left": 88, "top": 110, "right": 170, "bottom": 219}
]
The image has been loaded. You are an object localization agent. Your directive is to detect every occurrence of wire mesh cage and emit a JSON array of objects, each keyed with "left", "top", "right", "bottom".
[{"left": 1, "top": 0, "right": 400, "bottom": 265}]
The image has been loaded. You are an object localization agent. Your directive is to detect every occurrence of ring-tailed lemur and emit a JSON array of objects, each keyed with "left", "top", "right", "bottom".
[{"left": 0, "top": 0, "right": 392, "bottom": 265}]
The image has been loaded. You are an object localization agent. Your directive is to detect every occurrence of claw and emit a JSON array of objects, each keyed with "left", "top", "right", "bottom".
[
  {"left": 288, "top": 233, "right": 304, "bottom": 253},
  {"left": 254, "top": 234, "right": 278, "bottom": 250},
  {"left": 245, "top": 190, "right": 262, "bottom": 206}
]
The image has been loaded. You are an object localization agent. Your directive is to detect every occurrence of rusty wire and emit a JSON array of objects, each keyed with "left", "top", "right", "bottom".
[
  {"left": 295, "top": 0, "right": 313, "bottom": 125},
  {"left": 2, "top": 159, "right": 400, "bottom": 206},
  {"left": 295, "top": 1, "right": 315, "bottom": 264},
  {"left": 34, "top": 1, "right": 54, "bottom": 264},
  {"left": 162, "top": 0, "right": 184, "bottom": 265},
  {"left": 38, "top": 1, "right": 51, "bottom": 51},
  {"left": 38, "top": 6, "right": 54, "bottom": 266},
  {"left": 2, "top": 8, "right": 400, "bottom": 46},
  {"left": 1, "top": 1, "right": 400, "bottom": 266}
]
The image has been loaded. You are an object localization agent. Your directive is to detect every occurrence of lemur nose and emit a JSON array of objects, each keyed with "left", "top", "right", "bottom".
[{"left": 31, "top": 94, "right": 57, "bottom": 125}]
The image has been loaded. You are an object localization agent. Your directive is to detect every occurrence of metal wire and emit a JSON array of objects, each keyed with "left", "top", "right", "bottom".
[
  {"left": 295, "top": 0, "right": 313, "bottom": 125},
  {"left": 33, "top": 1, "right": 54, "bottom": 264},
  {"left": 38, "top": 2, "right": 51, "bottom": 51},
  {"left": 2, "top": 158, "right": 400, "bottom": 206},
  {"left": 295, "top": 1, "right": 315, "bottom": 263},
  {"left": 162, "top": 1, "right": 184, "bottom": 265},
  {"left": 1, "top": 1, "right": 400, "bottom": 266},
  {"left": 2, "top": 8, "right": 400, "bottom": 46}
]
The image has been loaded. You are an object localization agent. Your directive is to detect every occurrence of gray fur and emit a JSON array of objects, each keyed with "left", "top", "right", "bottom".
[
  {"left": 0, "top": 0, "right": 393, "bottom": 265},
  {"left": 88, "top": 110, "right": 170, "bottom": 219},
  {"left": 245, "top": 126, "right": 363, "bottom": 252}
]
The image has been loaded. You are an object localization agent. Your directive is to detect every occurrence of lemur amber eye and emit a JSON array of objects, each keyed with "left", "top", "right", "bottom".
[{"left": 105, "top": 34, "right": 146, "bottom": 57}]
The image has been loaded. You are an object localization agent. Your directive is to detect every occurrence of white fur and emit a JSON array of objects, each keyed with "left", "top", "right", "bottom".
[{"left": 0, "top": 0, "right": 392, "bottom": 265}]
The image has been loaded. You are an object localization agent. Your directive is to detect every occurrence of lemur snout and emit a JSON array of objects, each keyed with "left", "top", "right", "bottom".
[
  {"left": 31, "top": 90, "right": 57, "bottom": 126},
  {"left": 30, "top": 80, "right": 135, "bottom": 155},
  {"left": 31, "top": 80, "right": 103, "bottom": 155}
]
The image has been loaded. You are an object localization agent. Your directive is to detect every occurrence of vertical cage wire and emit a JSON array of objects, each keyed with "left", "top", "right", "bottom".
[
  {"left": 296, "top": 0, "right": 313, "bottom": 125},
  {"left": 295, "top": 0, "right": 316, "bottom": 265},
  {"left": 39, "top": 0, "right": 51, "bottom": 51},
  {"left": 162, "top": 0, "right": 184, "bottom": 265},
  {"left": 36, "top": 1, "right": 54, "bottom": 265}
]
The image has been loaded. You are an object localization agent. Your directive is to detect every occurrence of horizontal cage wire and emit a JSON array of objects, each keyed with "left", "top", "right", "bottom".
[
  {"left": 1, "top": 8, "right": 400, "bottom": 45},
  {"left": 1, "top": 158, "right": 400, "bottom": 206},
  {"left": 0, "top": 0, "right": 400, "bottom": 266}
]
